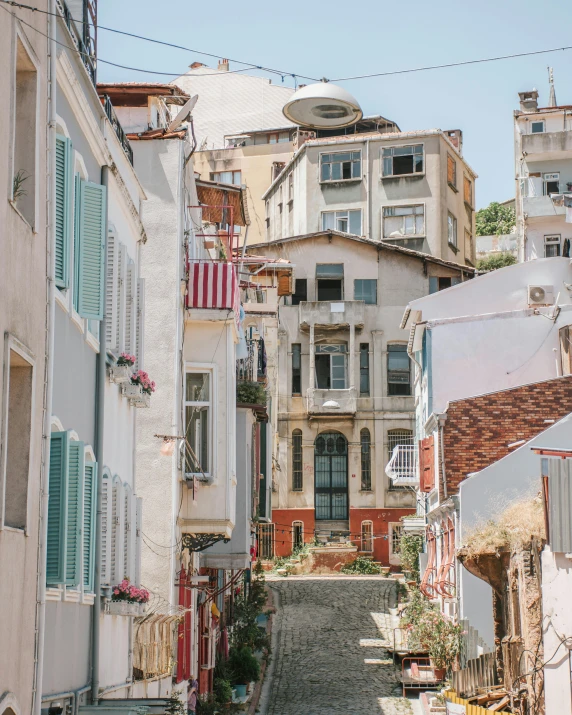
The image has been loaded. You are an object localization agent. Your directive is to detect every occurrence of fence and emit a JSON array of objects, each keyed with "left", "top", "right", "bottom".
[
  {"left": 444, "top": 690, "right": 500, "bottom": 714},
  {"left": 451, "top": 652, "right": 497, "bottom": 700}
]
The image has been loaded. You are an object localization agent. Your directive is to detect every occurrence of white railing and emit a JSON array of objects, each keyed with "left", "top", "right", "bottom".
[{"left": 385, "top": 444, "right": 419, "bottom": 486}]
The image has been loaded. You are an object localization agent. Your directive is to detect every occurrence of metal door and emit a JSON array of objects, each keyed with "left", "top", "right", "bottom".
[{"left": 314, "top": 432, "right": 348, "bottom": 520}]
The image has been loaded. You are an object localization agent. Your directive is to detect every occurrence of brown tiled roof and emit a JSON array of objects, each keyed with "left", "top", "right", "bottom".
[{"left": 126, "top": 128, "right": 187, "bottom": 141}]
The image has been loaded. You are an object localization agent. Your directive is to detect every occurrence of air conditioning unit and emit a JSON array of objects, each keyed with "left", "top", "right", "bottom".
[{"left": 528, "top": 284, "right": 554, "bottom": 306}]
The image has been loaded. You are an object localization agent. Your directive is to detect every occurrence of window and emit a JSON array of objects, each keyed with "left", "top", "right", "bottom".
[
  {"left": 315, "top": 344, "right": 347, "bottom": 389},
  {"left": 320, "top": 151, "right": 361, "bottom": 182},
  {"left": 361, "top": 521, "right": 373, "bottom": 552},
  {"left": 531, "top": 120, "right": 545, "bottom": 134},
  {"left": 292, "top": 344, "right": 301, "bottom": 395},
  {"left": 55, "top": 136, "right": 73, "bottom": 289},
  {"left": 2, "top": 344, "right": 34, "bottom": 529},
  {"left": 269, "top": 132, "right": 290, "bottom": 144},
  {"left": 390, "top": 523, "right": 403, "bottom": 559},
  {"left": 545, "top": 235, "right": 561, "bottom": 257},
  {"left": 429, "top": 275, "right": 462, "bottom": 293},
  {"left": 288, "top": 172, "right": 293, "bottom": 202},
  {"left": 12, "top": 37, "right": 38, "bottom": 226},
  {"left": 360, "top": 429, "right": 371, "bottom": 491},
  {"left": 447, "top": 154, "right": 456, "bottom": 189},
  {"left": 354, "top": 279, "right": 377, "bottom": 305},
  {"left": 291, "top": 278, "right": 307, "bottom": 306},
  {"left": 185, "top": 371, "right": 212, "bottom": 476},
  {"left": 359, "top": 343, "right": 370, "bottom": 396},
  {"left": 543, "top": 173, "right": 560, "bottom": 195},
  {"left": 322, "top": 209, "right": 362, "bottom": 235},
  {"left": 387, "top": 429, "right": 413, "bottom": 491},
  {"left": 382, "top": 205, "right": 424, "bottom": 239},
  {"left": 210, "top": 170, "right": 241, "bottom": 185},
  {"left": 382, "top": 145, "right": 423, "bottom": 177},
  {"left": 464, "top": 229, "right": 473, "bottom": 260},
  {"left": 447, "top": 213, "right": 457, "bottom": 249},
  {"left": 105, "top": 239, "right": 142, "bottom": 361},
  {"left": 387, "top": 344, "right": 411, "bottom": 396},
  {"left": 293, "top": 521, "right": 304, "bottom": 550},
  {"left": 463, "top": 175, "right": 473, "bottom": 207},
  {"left": 316, "top": 264, "right": 343, "bottom": 301},
  {"left": 258, "top": 522, "right": 275, "bottom": 560},
  {"left": 292, "top": 430, "right": 303, "bottom": 490},
  {"left": 46, "top": 431, "right": 98, "bottom": 588}
]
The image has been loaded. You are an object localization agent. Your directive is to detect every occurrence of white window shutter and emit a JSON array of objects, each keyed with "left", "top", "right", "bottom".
[
  {"left": 135, "top": 278, "right": 145, "bottom": 371},
  {"left": 124, "top": 262, "right": 136, "bottom": 357},
  {"left": 134, "top": 497, "right": 142, "bottom": 586},
  {"left": 116, "top": 244, "right": 127, "bottom": 354},
  {"left": 123, "top": 484, "right": 132, "bottom": 581},
  {"left": 110, "top": 478, "right": 123, "bottom": 584},
  {"left": 105, "top": 233, "right": 119, "bottom": 353},
  {"left": 100, "top": 472, "right": 112, "bottom": 587}
]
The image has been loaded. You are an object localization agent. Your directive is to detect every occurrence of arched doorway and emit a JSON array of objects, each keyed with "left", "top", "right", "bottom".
[{"left": 314, "top": 432, "right": 348, "bottom": 521}]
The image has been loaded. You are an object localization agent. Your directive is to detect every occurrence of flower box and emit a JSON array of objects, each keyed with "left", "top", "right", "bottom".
[
  {"left": 109, "top": 364, "right": 132, "bottom": 384},
  {"left": 121, "top": 383, "right": 150, "bottom": 408},
  {"left": 106, "top": 600, "right": 146, "bottom": 617}
]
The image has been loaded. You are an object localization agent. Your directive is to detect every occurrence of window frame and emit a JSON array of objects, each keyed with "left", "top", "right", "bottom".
[
  {"left": 319, "top": 150, "right": 362, "bottom": 184},
  {"left": 0, "top": 334, "right": 35, "bottom": 533},
  {"left": 316, "top": 264, "right": 344, "bottom": 301},
  {"left": 360, "top": 429, "right": 372, "bottom": 491},
  {"left": 387, "top": 344, "right": 412, "bottom": 397},
  {"left": 389, "top": 523, "right": 403, "bottom": 564},
  {"left": 447, "top": 212, "right": 458, "bottom": 249},
  {"left": 292, "top": 520, "right": 304, "bottom": 550},
  {"left": 292, "top": 430, "right": 303, "bottom": 491},
  {"left": 447, "top": 153, "right": 457, "bottom": 190},
  {"left": 292, "top": 344, "right": 302, "bottom": 396},
  {"left": 361, "top": 520, "right": 373, "bottom": 552},
  {"left": 544, "top": 234, "right": 562, "bottom": 257},
  {"left": 531, "top": 120, "right": 545, "bottom": 134},
  {"left": 382, "top": 204, "right": 425, "bottom": 240},
  {"left": 381, "top": 144, "right": 424, "bottom": 178},
  {"left": 315, "top": 344, "right": 347, "bottom": 390},
  {"left": 354, "top": 279, "right": 377, "bottom": 305},
  {"left": 463, "top": 175, "right": 473, "bottom": 208},
  {"left": 321, "top": 209, "right": 362, "bottom": 235},
  {"left": 359, "top": 343, "right": 370, "bottom": 396},
  {"left": 210, "top": 170, "right": 241, "bottom": 185},
  {"left": 184, "top": 364, "right": 216, "bottom": 478},
  {"left": 543, "top": 173, "right": 560, "bottom": 196}
]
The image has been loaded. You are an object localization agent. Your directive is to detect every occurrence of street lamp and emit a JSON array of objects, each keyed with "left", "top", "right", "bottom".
[{"left": 283, "top": 82, "right": 363, "bottom": 129}]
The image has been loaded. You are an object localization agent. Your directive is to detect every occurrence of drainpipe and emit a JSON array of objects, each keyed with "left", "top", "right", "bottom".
[
  {"left": 439, "top": 419, "right": 447, "bottom": 501},
  {"left": 33, "top": 1, "right": 57, "bottom": 712},
  {"left": 91, "top": 164, "right": 110, "bottom": 704}
]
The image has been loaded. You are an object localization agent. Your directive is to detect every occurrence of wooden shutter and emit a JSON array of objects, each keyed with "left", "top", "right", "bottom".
[
  {"left": 464, "top": 175, "right": 472, "bottom": 206},
  {"left": 419, "top": 436, "right": 435, "bottom": 493},
  {"left": 55, "top": 136, "right": 73, "bottom": 288},
  {"left": 277, "top": 272, "right": 292, "bottom": 296},
  {"left": 77, "top": 181, "right": 107, "bottom": 319},
  {"left": 124, "top": 262, "right": 136, "bottom": 357},
  {"left": 116, "top": 244, "right": 127, "bottom": 352},
  {"left": 100, "top": 472, "right": 112, "bottom": 587},
  {"left": 47, "top": 431, "right": 69, "bottom": 585},
  {"left": 135, "top": 278, "right": 145, "bottom": 370},
  {"left": 105, "top": 233, "right": 119, "bottom": 352},
  {"left": 123, "top": 485, "right": 132, "bottom": 581},
  {"left": 65, "top": 441, "right": 85, "bottom": 587},
  {"left": 83, "top": 461, "right": 98, "bottom": 590},
  {"left": 134, "top": 497, "right": 142, "bottom": 586},
  {"left": 447, "top": 154, "right": 456, "bottom": 187}
]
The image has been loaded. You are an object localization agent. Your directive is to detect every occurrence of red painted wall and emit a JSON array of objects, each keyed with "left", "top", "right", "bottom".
[
  {"left": 271, "top": 509, "right": 315, "bottom": 557},
  {"left": 349, "top": 507, "right": 415, "bottom": 567}
]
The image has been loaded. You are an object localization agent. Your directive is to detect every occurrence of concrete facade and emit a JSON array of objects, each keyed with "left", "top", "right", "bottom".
[{"left": 0, "top": 4, "right": 49, "bottom": 714}]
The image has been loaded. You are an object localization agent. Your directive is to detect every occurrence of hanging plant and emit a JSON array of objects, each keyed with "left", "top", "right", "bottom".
[{"left": 131, "top": 370, "right": 156, "bottom": 395}]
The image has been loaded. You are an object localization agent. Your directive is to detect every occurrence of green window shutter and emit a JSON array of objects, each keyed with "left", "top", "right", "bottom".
[
  {"left": 65, "top": 441, "right": 85, "bottom": 587},
  {"left": 83, "top": 461, "right": 98, "bottom": 591},
  {"left": 73, "top": 173, "right": 82, "bottom": 312},
  {"left": 47, "top": 431, "right": 69, "bottom": 585},
  {"left": 77, "top": 180, "right": 107, "bottom": 319},
  {"left": 55, "top": 136, "right": 73, "bottom": 289}
]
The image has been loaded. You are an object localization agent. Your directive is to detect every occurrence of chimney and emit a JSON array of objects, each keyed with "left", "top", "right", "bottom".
[
  {"left": 518, "top": 89, "right": 539, "bottom": 113},
  {"left": 190, "top": 62, "right": 206, "bottom": 69},
  {"left": 217, "top": 59, "right": 229, "bottom": 72},
  {"left": 445, "top": 129, "right": 463, "bottom": 153}
]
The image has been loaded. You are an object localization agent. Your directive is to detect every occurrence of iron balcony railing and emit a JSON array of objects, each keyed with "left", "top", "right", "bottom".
[
  {"left": 385, "top": 444, "right": 419, "bottom": 486},
  {"left": 102, "top": 95, "right": 134, "bottom": 165},
  {"left": 57, "top": 0, "right": 96, "bottom": 86}
]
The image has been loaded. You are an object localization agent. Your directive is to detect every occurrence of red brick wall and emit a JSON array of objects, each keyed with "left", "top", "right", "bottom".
[
  {"left": 349, "top": 507, "right": 415, "bottom": 567},
  {"left": 271, "top": 508, "right": 315, "bottom": 557},
  {"left": 443, "top": 375, "right": 572, "bottom": 495}
]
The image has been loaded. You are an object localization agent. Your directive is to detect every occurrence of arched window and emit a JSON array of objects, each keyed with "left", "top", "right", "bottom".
[
  {"left": 361, "top": 521, "right": 373, "bottom": 552},
  {"left": 360, "top": 428, "right": 371, "bottom": 491},
  {"left": 292, "top": 521, "right": 304, "bottom": 551},
  {"left": 292, "top": 430, "right": 303, "bottom": 491}
]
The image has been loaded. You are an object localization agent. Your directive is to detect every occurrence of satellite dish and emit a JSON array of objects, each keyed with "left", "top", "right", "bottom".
[
  {"left": 283, "top": 82, "right": 362, "bottom": 129},
  {"left": 167, "top": 94, "right": 198, "bottom": 133}
]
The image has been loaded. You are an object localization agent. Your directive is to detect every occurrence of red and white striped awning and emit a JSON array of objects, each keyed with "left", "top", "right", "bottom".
[{"left": 187, "top": 261, "right": 239, "bottom": 314}]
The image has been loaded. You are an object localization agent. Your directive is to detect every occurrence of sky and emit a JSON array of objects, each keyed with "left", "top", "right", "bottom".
[{"left": 98, "top": 0, "right": 572, "bottom": 209}]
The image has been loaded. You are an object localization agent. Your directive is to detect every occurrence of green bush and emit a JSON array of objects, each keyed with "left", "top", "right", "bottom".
[
  {"left": 476, "top": 252, "right": 517, "bottom": 272},
  {"left": 214, "top": 677, "right": 233, "bottom": 705},
  {"left": 227, "top": 645, "right": 261, "bottom": 684},
  {"left": 399, "top": 532, "right": 424, "bottom": 582},
  {"left": 341, "top": 556, "right": 383, "bottom": 575},
  {"left": 236, "top": 381, "right": 266, "bottom": 406},
  {"left": 475, "top": 201, "right": 515, "bottom": 236}
]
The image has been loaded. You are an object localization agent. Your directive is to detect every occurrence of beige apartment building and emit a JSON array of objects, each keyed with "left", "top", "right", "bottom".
[{"left": 0, "top": 4, "right": 50, "bottom": 715}]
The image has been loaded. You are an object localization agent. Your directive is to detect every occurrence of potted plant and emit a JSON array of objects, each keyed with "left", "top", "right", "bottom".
[
  {"left": 227, "top": 646, "right": 260, "bottom": 697},
  {"left": 107, "top": 578, "right": 150, "bottom": 616},
  {"left": 122, "top": 370, "right": 156, "bottom": 407},
  {"left": 110, "top": 353, "right": 136, "bottom": 384}
]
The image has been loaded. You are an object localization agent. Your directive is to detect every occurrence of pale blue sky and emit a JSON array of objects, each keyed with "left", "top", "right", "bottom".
[{"left": 98, "top": 0, "right": 572, "bottom": 209}]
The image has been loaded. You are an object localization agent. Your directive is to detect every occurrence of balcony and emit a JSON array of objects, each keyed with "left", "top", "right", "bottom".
[
  {"left": 186, "top": 261, "right": 239, "bottom": 320},
  {"left": 58, "top": 0, "right": 96, "bottom": 86},
  {"left": 241, "top": 285, "right": 278, "bottom": 315},
  {"left": 385, "top": 445, "right": 419, "bottom": 487},
  {"left": 522, "top": 130, "right": 572, "bottom": 161},
  {"left": 306, "top": 387, "right": 357, "bottom": 415},
  {"left": 299, "top": 301, "right": 365, "bottom": 330},
  {"left": 101, "top": 94, "right": 134, "bottom": 165}
]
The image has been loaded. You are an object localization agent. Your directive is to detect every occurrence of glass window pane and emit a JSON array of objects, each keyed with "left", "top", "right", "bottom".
[
  {"left": 415, "top": 215, "right": 424, "bottom": 234},
  {"left": 316, "top": 264, "right": 344, "bottom": 277},
  {"left": 321, "top": 163, "right": 330, "bottom": 181},
  {"left": 332, "top": 163, "right": 342, "bottom": 181},
  {"left": 414, "top": 155, "right": 424, "bottom": 172},
  {"left": 384, "top": 215, "right": 403, "bottom": 238},
  {"left": 404, "top": 215, "right": 415, "bottom": 234},
  {"left": 186, "top": 405, "right": 209, "bottom": 473},
  {"left": 393, "top": 146, "right": 413, "bottom": 156},
  {"left": 336, "top": 153, "right": 352, "bottom": 162},
  {"left": 382, "top": 148, "right": 392, "bottom": 157},
  {"left": 337, "top": 217, "right": 348, "bottom": 233},
  {"left": 383, "top": 157, "right": 392, "bottom": 176},
  {"left": 322, "top": 212, "right": 335, "bottom": 230},
  {"left": 349, "top": 210, "right": 361, "bottom": 234},
  {"left": 186, "top": 372, "right": 209, "bottom": 401},
  {"left": 352, "top": 159, "right": 361, "bottom": 178}
]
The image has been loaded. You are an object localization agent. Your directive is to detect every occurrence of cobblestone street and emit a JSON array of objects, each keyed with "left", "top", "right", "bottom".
[{"left": 261, "top": 576, "right": 420, "bottom": 715}]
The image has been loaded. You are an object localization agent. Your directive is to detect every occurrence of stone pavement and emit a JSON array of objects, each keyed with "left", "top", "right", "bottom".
[{"left": 260, "top": 575, "right": 418, "bottom": 715}]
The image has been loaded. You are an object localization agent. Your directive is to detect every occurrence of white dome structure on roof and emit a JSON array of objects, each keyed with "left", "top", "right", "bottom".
[{"left": 282, "top": 82, "right": 363, "bottom": 129}]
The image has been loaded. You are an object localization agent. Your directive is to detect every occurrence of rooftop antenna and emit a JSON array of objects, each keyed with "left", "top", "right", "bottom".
[{"left": 548, "top": 67, "right": 557, "bottom": 108}]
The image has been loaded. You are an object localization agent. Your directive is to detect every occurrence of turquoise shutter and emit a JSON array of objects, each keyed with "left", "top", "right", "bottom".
[
  {"left": 55, "top": 136, "right": 73, "bottom": 289},
  {"left": 73, "top": 173, "right": 82, "bottom": 312},
  {"left": 83, "top": 461, "right": 98, "bottom": 590},
  {"left": 77, "top": 181, "right": 107, "bottom": 319},
  {"left": 65, "top": 441, "right": 85, "bottom": 587},
  {"left": 46, "top": 431, "right": 69, "bottom": 585}
]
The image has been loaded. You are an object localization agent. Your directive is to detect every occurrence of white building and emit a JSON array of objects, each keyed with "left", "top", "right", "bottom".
[{"left": 515, "top": 78, "right": 572, "bottom": 261}]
